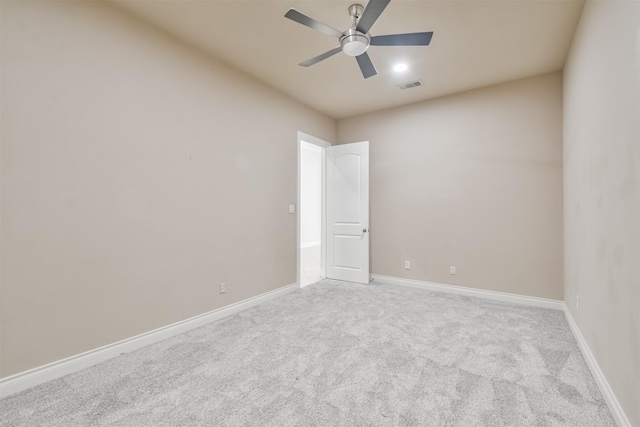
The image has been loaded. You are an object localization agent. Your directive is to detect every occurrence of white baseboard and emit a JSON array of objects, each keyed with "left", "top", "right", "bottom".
[
  {"left": 563, "top": 306, "right": 631, "bottom": 427},
  {"left": 0, "top": 283, "right": 299, "bottom": 399},
  {"left": 371, "top": 274, "right": 564, "bottom": 310}
]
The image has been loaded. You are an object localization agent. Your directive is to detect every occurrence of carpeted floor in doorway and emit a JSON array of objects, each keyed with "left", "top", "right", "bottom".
[{"left": 0, "top": 279, "right": 615, "bottom": 426}]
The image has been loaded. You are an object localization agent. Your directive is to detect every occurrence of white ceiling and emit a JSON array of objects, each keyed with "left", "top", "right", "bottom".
[{"left": 113, "top": 0, "right": 585, "bottom": 119}]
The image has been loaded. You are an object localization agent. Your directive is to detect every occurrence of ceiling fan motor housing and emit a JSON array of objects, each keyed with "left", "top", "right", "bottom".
[{"left": 341, "top": 29, "right": 370, "bottom": 56}]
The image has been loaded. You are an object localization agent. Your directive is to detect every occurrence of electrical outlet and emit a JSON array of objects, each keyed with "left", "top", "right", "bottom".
[
  {"left": 450, "top": 266, "right": 456, "bottom": 275},
  {"left": 576, "top": 295, "right": 580, "bottom": 311},
  {"left": 404, "top": 261, "right": 411, "bottom": 270},
  {"left": 220, "top": 282, "right": 226, "bottom": 294}
]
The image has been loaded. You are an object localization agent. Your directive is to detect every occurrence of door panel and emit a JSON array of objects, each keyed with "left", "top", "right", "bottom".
[
  {"left": 326, "top": 141, "right": 369, "bottom": 284},
  {"left": 333, "top": 154, "right": 361, "bottom": 224},
  {"left": 333, "top": 235, "right": 361, "bottom": 269}
]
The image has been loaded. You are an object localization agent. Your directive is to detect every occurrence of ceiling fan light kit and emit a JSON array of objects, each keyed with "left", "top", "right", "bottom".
[{"left": 284, "top": 0, "right": 433, "bottom": 79}]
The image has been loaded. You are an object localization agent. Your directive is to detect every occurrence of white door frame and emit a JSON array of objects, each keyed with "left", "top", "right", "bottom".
[{"left": 297, "top": 131, "right": 331, "bottom": 287}]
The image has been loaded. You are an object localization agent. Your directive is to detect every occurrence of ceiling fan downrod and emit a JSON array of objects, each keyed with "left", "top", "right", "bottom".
[{"left": 348, "top": 4, "right": 364, "bottom": 22}]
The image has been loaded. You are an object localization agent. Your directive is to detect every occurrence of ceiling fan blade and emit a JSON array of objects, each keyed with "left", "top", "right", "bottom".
[
  {"left": 370, "top": 32, "right": 434, "bottom": 46},
  {"left": 285, "top": 9, "right": 343, "bottom": 38},
  {"left": 356, "top": 0, "right": 391, "bottom": 34},
  {"left": 356, "top": 52, "right": 377, "bottom": 79},
  {"left": 299, "top": 47, "right": 342, "bottom": 67}
]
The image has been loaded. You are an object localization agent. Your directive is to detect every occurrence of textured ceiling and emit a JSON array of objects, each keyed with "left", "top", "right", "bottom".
[{"left": 113, "top": 0, "right": 585, "bottom": 119}]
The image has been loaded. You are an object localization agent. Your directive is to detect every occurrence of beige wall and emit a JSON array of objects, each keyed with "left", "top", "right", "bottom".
[
  {"left": 563, "top": 1, "right": 640, "bottom": 424},
  {"left": 0, "top": 0, "right": 335, "bottom": 377},
  {"left": 337, "top": 73, "right": 564, "bottom": 300}
]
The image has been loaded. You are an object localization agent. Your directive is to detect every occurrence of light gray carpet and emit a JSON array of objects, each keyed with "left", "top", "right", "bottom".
[{"left": 1, "top": 279, "right": 615, "bottom": 426}]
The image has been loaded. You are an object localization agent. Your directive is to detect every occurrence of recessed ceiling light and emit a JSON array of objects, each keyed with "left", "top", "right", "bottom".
[{"left": 393, "top": 63, "right": 408, "bottom": 72}]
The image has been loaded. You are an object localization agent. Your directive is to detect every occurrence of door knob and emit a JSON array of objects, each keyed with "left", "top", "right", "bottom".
[{"left": 363, "top": 228, "right": 368, "bottom": 233}]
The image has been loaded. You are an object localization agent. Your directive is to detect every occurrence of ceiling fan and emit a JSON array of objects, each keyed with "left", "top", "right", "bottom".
[{"left": 284, "top": 0, "right": 433, "bottom": 79}]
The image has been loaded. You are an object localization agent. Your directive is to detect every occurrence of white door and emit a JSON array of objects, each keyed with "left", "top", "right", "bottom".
[{"left": 325, "top": 141, "right": 369, "bottom": 284}]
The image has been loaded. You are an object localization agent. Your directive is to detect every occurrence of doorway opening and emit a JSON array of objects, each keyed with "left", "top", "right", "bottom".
[{"left": 297, "top": 132, "right": 330, "bottom": 287}]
